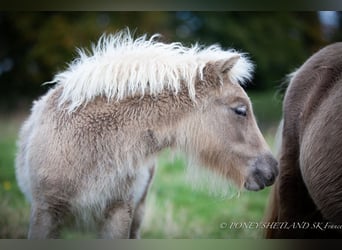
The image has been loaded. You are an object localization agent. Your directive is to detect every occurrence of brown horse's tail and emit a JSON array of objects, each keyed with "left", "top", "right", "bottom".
[
  {"left": 263, "top": 181, "right": 279, "bottom": 238},
  {"left": 262, "top": 118, "right": 283, "bottom": 238}
]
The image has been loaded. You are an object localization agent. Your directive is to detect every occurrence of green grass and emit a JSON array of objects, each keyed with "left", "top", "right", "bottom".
[
  {"left": 0, "top": 90, "right": 282, "bottom": 238},
  {"left": 141, "top": 152, "right": 273, "bottom": 238},
  {"left": 0, "top": 115, "right": 30, "bottom": 238}
]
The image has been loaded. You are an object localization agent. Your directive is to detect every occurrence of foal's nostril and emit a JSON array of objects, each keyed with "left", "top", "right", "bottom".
[
  {"left": 245, "top": 154, "right": 279, "bottom": 191},
  {"left": 264, "top": 171, "right": 276, "bottom": 186},
  {"left": 263, "top": 154, "right": 278, "bottom": 186}
]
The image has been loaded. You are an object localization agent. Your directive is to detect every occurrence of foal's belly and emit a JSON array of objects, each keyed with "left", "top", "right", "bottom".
[{"left": 69, "top": 163, "right": 153, "bottom": 223}]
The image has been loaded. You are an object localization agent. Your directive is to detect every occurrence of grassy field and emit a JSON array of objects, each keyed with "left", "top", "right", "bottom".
[{"left": 0, "top": 90, "right": 282, "bottom": 239}]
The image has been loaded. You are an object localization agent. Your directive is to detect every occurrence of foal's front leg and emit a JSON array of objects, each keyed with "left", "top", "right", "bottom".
[
  {"left": 100, "top": 202, "right": 133, "bottom": 239},
  {"left": 129, "top": 197, "right": 146, "bottom": 239},
  {"left": 129, "top": 165, "right": 155, "bottom": 239},
  {"left": 28, "top": 202, "right": 64, "bottom": 239}
]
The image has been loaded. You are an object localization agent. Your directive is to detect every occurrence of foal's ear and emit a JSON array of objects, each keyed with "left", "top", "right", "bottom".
[{"left": 216, "top": 55, "right": 240, "bottom": 74}]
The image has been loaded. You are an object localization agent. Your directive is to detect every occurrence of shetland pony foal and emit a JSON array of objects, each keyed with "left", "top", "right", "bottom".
[
  {"left": 16, "top": 31, "right": 278, "bottom": 239},
  {"left": 265, "top": 43, "right": 342, "bottom": 238}
]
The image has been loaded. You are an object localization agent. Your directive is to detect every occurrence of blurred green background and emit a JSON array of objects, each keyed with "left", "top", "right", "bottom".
[{"left": 0, "top": 11, "right": 341, "bottom": 238}]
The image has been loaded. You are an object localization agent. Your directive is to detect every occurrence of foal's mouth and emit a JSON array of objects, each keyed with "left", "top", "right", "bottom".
[{"left": 244, "top": 154, "right": 278, "bottom": 191}]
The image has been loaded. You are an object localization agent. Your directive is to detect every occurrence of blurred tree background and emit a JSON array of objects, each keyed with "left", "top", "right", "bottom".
[{"left": 0, "top": 11, "right": 340, "bottom": 112}]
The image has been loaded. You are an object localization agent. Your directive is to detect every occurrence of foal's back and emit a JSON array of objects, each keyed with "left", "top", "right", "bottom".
[{"left": 266, "top": 42, "right": 342, "bottom": 238}]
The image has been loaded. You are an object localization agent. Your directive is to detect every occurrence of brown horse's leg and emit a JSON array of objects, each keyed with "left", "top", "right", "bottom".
[
  {"left": 269, "top": 136, "right": 340, "bottom": 238},
  {"left": 266, "top": 135, "right": 317, "bottom": 238},
  {"left": 129, "top": 165, "right": 155, "bottom": 239},
  {"left": 276, "top": 162, "right": 313, "bottom": 237}
]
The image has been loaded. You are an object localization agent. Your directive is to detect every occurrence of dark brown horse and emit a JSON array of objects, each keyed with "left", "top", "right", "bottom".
[{"left": 265, "top": 43, "right": 342, "bottom": 238}]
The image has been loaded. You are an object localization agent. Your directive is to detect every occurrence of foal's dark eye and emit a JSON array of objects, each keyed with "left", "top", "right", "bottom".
[{"left": 232, "top": 106, "right": 247, "bottom": 117}]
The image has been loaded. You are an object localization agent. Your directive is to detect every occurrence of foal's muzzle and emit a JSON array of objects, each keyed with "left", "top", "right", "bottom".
[{"left": 244, "top": 154, "right": 278, "bottom": 191}]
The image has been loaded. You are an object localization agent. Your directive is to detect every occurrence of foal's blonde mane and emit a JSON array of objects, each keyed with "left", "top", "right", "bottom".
[{"left": 50, "top": 29, "right": 253, "bottom": 111}]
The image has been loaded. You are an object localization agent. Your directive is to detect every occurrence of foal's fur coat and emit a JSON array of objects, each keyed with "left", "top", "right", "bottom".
[
  {"left": 265, "top": 42, "right": 342, "bottom": 238},
  {"left": 16, "top": 30, "right": 277, "bottom": 238}
]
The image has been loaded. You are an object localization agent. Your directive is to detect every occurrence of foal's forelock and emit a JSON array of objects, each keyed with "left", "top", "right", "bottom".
[{"left": 48, "top": 30, "right": 253, "bottom": 112}]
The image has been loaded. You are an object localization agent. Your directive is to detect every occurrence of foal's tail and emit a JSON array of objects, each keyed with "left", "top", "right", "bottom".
[{"left": 263, "top": 118, "right": 283, "bottom": 238}]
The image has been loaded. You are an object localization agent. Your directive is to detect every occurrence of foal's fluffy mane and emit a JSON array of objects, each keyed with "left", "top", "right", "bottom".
[{"left": 51, "top": 29, "right": 253, "bottom": 111}]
